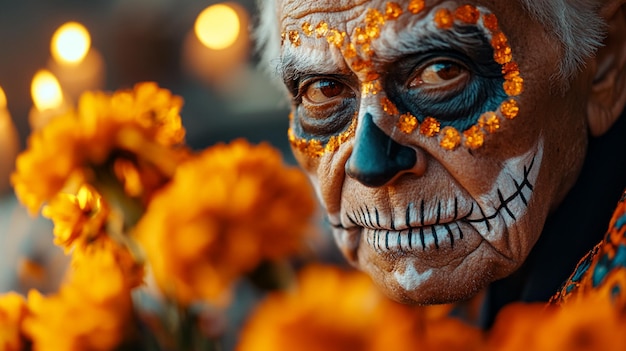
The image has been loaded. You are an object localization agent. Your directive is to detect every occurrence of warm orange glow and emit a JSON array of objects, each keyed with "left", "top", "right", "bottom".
[
  {"left": 194, "top": 3, "right": 240, "bottom": 50},
  {"left": 0, "top": 86, "right": 6, "bottom": 110},
  {"left": 51, "top": 22, "right": 91, "bottom": 65},
  {"left": 31, "top": 70, "right": 64, "bottom": 111}
]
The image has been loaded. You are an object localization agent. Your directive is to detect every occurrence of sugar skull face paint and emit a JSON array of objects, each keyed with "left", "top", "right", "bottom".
[{"left": 276, "top": 0, "right": 592, "bottom": 304}]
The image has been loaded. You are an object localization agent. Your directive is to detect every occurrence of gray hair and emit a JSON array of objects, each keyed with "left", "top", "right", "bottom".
[
  {"left": 517, "top": 0, "right": 606, "bottom": 82},
  {"left": 254, "top": 0, "right": 282, "bottom": 84},
  {"left": 255, "top": 0, "right": 607, "bottom": 86}
]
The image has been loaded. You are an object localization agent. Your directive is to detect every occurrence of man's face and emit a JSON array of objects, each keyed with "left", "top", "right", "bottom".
[{"left": 277, "top": 0, "right": 593, "bottom": 303}]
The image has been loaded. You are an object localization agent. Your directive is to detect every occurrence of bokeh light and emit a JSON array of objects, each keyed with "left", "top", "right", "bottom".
[
  {"left": 31, "top": 70, "right": 63, "bottom": 111},
  {"left": 0, "top": 85, "right": 6, "bottom": 109},
  {"left": 51, "top": 21, "right": 91, "bottom": 65},
  {"left": 194, "top": 3, "right": 241, "bottom": 50}
]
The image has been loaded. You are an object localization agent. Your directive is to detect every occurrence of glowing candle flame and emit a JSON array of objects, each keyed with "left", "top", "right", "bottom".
[
  {"left": 194, "top": 3, "right": 240, "bottom": 50},
  {"left": 0, "top": 86, "right": 6, "bottom": 110},
  {"left": 31, "top": 70, "right": 64, "bottom": 111},
  {"left": 51, "top": 22, "right": 91, "bottom": 65}
]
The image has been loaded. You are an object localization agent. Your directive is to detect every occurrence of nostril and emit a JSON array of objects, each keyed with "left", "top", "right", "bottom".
[{"left": 345, "top": 113, "right": 417, "bottom": 187}]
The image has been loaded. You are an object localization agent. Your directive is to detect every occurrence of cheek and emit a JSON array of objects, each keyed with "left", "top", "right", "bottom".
[{"left": 290, "top": 140, "right": 354, "bottom": 215}]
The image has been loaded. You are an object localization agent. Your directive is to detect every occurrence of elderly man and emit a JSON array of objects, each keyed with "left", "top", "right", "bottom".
[{"left": 257, "top": 0, "right": 626, "bottom": 323}]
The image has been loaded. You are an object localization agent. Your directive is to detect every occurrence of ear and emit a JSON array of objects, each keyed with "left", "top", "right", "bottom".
[{"left": 587, "top": 1, "right": 626, "bottom": 136}]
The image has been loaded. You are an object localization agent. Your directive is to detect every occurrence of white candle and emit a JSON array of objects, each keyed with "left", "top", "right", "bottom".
[
  {"left": 47, "top": 22, "right": 104, "bottom": 103},
  {"left": 0, "top": 86, "right": 20, "bottom": 194},
  {"left": 28, "top": 69, "right": 70, "bottom": 131}
]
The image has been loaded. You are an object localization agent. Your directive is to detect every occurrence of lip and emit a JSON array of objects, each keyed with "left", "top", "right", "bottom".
[
  {"left": 364, "top": 219, "right": 473, "bottom": 252},
  {"left": 357, "top": 218, "right": 485, "bottom": 266}
]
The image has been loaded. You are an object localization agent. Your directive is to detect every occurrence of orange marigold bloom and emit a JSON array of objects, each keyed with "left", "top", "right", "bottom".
[
  {"left": 489, "top": 296, "right": 626, "bottom": 351},
  {"left": 23, "top": 243, "right": 137, "bottom": 351},
  {"left": 0, "top": 292, "right": 28, "bottom": 351},
  {"left": 41, "top": 184, "right": 109, "bottom": 253},
  {"left": 11, "top": 82, "right": 188, "bottom": 215},
  {"left": 134, "top": 139, "right": 316, "bottom": 305},
  {"left": 237, "top": 265, "right": 482, "bottom": 351}
]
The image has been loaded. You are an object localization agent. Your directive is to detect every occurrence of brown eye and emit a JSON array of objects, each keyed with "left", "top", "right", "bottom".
[
  {"left": 304, "top": 79, "right": 350, "bottom": 104},
  {"left": 409, "top": 61, "right": 468, "bottom": 89}
]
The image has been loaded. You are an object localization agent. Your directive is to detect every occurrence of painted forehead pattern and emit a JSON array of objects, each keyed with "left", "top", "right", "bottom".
[{"left": 283, "top": 2, "right": 523, "bottom": 157}]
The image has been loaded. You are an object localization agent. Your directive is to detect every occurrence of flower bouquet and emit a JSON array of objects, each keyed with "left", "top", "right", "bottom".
[{"left": 1, "top": 83, "right": 625, "bottom": 351}]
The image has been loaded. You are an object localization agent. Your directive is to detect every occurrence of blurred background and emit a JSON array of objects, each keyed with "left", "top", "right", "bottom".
[
  {"left": 0, "top": 0, "right": 290, "bottom": 153},
  {"left": 0, "top": 0, "right": 311, "bottom": 294}
]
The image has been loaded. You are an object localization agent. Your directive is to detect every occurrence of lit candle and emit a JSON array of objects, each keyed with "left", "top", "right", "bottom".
[
  {"left": 28, "top": 69, "right": 70, "bottom": 131},
  {"left": 0, "top": 86, "right": 20, "bottom": 194},
  {"left": 48, "top": 21, "right": 104, "bottom": 103},
  {"left": 182, "top": 2, "right": 250, "bottom": 91}
]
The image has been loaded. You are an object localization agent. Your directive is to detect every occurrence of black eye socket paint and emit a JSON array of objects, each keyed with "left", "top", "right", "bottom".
[
  {"left": 382, "top": 26, "right": 506, "bottom": 132},
  {"left": 389, "top": 72, "right": 506, "bottom": 132}
]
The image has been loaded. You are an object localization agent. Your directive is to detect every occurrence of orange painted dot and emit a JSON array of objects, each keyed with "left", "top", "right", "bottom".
[
  {"left": 365, "top": 22, "right": 381, "bottom": 40},
  {"left": 500, "top": 99, "right": 519, "bottom": 119},
  {"left": 326, "top": 29, "right": 345, "bottom": 47},
  {"left": 362, "top": 80, "right": 382, "bottom": 96},
  {"left": 440, "top": 126, "right": 461, "bottom": 150},
  {"left": 454, "top": 4, "right": 480, "bottom": 24},
  {"left": 482, "top": 13, "right": 499, "bottom": 32},
  {"left": 503, "top": 76, "right": 524, "bottom": 96},
  {"left": 288, "top": 30, "right": 301, "bottom": 46},
  {"left": 502, "top": 61, "right": 519, "bottom": 76},
  {"left": 315, "top": 21, "right": 329, "bottom": 37},
  {"left": 478, "top": 111, "right": 500, "bottom": 133},
  {"left": 399, "top": 113, "right": 419, "bottom": 134},
  {"left": 302, "top": 22, "right": 314, "bottom": 36},
  {"left": 494, "top": 47, "right": 513, "bottom": 64},
  {"left": 434, "top": 8, "right": 454, "bottom": 29},
  {"left": 408, "top": 0, "right": 425, "bottom": 14},
  {"left": 491, "top": 32, "right": 508, "bottom": 50},
  {"left": 385, "top": 2, "right": 403, "bottom": 20},
  {"left": 504, "top": 68, "right": 520, "bottom": 81},
  {"left": 381, "top": 97, "right": 399, "bottom": 115},
  {"left": 419, "top": 117, "right": 440, "bottom": 136},
  {"left": 463, "top": 125, "right": 485, "bottom": 149}
]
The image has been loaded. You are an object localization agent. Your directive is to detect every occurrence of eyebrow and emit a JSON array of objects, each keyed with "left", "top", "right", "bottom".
[
  {"left": 279, "top": 44, "right": 352, "bottom": 89},
  {"left": 277, "top": 10, "right": 495, "bottom": 87},
  {"left": 373, "top": 19, "right": 492, "bottom": 63}
]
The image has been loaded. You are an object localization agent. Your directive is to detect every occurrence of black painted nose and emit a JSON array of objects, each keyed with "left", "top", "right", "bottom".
[{"left": 345, "top": 113, "right": 416, "bottom": 187}]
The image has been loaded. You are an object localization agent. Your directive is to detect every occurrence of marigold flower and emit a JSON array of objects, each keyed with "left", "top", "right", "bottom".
[
  {"left": 237, "top": 265, "right": 482, "bottom": 351},
  {"left": 134, "top": 139, "right": 316, "bottom": 305},
  {"left": 23, "top": 241, "right": 137, "bottom": 351},
  {"left": 42, "top": 184, "right": 109, "bottom": 253},
  {"left": 11, "top": 82, "right": 188, "bottom": 216},
  {"left": 0, "top": 292, "right": 28, "bottom": 351},
  {"left": 488, "top": 296, "right": 626, "bottom": 351}
]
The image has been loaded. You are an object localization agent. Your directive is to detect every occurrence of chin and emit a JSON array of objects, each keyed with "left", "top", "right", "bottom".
[{"left": 334, "top": 219, "right": 523, "bottom": 304}]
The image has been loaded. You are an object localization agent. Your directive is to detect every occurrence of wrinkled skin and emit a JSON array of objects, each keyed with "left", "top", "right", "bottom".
[{"left": 275, "top": 0, "right": 626, "bottom": 304}]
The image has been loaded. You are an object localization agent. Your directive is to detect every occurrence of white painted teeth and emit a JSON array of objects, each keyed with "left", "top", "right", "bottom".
[{"left": 366, "top": 222, "right": 465, "bottom": 253}]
